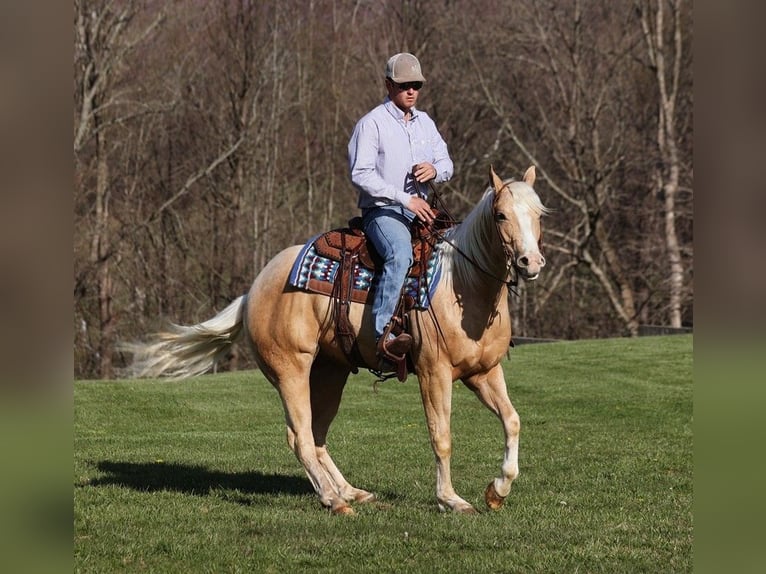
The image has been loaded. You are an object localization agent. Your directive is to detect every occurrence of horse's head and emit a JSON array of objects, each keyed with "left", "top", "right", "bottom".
[{"left": 489, "top": 165, "right": 547, "bottom": 281}]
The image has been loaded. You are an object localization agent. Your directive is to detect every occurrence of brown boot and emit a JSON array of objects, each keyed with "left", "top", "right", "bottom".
[{"left": 376, "top": 332, "right": 413, "bottom": 363}]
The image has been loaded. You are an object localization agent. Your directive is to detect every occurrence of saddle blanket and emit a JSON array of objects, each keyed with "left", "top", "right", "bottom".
[{"left": 288, "top": 233, "right": 444, "bottom": 309}]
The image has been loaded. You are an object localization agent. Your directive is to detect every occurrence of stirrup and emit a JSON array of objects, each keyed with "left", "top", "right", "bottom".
[
  {"left": 376, "top": 318, "right": 412, "bottom": 362},
  {"left": 373, "top": 352, "right": 409, "bottom": 383},
  {"left": 374, "top": 324, "right": 411, "bottom": 382},
  {"left": 377, "top": 332, "right": 412, "bottom": 362}
]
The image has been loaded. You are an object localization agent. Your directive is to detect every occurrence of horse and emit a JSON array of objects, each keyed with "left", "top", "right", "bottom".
[{"left": 123, "top": 165, "right": 548, "bottom": 515}]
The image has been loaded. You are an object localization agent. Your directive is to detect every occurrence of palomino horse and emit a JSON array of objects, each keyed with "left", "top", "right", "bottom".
[{"left": 124, "top": 165, "right": 548, "bottom": 514}]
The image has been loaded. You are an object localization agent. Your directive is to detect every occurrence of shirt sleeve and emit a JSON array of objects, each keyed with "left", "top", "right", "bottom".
[{"left": 425, "top": 116, "right": 453, "bottom": 184}]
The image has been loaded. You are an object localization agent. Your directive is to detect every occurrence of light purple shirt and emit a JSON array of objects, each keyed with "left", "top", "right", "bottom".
[{"left": 348, "top": 97, "right": 453, "bottom": 210}]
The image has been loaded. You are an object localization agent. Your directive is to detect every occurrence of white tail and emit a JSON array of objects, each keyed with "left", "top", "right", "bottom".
[{"left": 120, "top": 295, "right": 247, "bottom": 379}]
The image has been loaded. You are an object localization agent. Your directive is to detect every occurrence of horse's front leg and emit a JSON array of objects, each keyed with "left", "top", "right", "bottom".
[
  {"left": 418, "top": 369, "right": 478, "bottom": 514},
  {"left": 463, "top": 364, "right": 520, "bottom": 511}
]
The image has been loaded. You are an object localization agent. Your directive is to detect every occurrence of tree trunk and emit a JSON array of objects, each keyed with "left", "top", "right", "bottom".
[
  {"left": 639, "top": 0, "right": 687, "bottom": 328},
  {"left": 93, "top": 130, "right": 115, "bottom": 378}
]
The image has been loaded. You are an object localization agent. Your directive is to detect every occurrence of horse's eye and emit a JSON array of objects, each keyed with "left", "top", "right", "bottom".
[{"left": 494, "top": 212, "right": 507, "bottom": 222}]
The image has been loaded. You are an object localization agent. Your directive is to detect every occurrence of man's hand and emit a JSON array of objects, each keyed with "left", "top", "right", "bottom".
[
  {"left": 407, "top": 196, "right": 435, "bottom": 224},
  {"left": 412, "top": 162, "right": 436, "bottom": 183}
]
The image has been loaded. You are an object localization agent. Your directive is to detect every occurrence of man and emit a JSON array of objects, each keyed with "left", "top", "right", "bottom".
[{"left": 348, "top": 52, "right": 454, "bottom": 366}]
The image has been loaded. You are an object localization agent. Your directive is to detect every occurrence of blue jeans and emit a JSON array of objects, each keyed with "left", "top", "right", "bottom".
[{"left": 362, "top": 206, "right": 415, "bottom": 340}]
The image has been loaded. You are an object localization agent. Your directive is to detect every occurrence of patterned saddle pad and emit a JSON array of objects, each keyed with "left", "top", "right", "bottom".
[{"left": 288, "top": 231, "right": 444, "bottom": 309}]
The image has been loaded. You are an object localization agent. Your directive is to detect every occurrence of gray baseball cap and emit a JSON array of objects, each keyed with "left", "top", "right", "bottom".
[{"left": 385, "top": 53, "right": 426, "bottom": 83}]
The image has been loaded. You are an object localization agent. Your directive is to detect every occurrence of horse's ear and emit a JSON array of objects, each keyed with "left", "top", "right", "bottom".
[
  {"left": 489, "top": 165, "right": 505, "bottom": 194},
  {"left": 523, "top": 166, "right": 536, "bottom": 186}
]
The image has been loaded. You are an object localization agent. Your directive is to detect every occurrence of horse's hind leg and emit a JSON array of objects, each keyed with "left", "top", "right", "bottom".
[
  {"left": 273, "top": 353, "right": 354, "bottom": 514},
  {"left": 308, "top": 357, "right": 376, "bottom": 504},
  {"left": 463, "top": 364, "right": 520, "bottom": 510}
]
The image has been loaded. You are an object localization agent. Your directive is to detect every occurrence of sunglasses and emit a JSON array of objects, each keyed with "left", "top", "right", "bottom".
[{"left": 391, "top": 80, "right": 423, "bottom": 91}]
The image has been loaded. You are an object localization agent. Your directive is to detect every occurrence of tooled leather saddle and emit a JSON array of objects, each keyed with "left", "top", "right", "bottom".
[{"left": 309, "top": 211, "right": 453, "bottom": 379}]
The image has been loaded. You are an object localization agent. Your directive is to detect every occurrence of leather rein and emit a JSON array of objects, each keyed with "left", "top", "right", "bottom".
[{"left": 426, "top": 182, "right": 519, "bottom": 289}]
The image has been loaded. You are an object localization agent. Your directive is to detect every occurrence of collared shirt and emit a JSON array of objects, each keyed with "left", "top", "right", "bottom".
[{"left": 348, "top": 97, "right": 453, "bottom": 210}]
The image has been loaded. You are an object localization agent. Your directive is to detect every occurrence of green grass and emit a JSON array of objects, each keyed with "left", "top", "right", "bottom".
[{"left": 75, "top": 335, "right": 692, "bottom": 573}]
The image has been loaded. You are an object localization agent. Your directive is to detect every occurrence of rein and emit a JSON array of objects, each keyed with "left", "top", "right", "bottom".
[
  {"left": 400, "top": 181, "right": 521, "bottom": 363},
  {"left": 430, "top": 227, "right": 518, "bottom": 289},
  {"left": 427, "top": 182, "right": 518, "bottom": 289}
]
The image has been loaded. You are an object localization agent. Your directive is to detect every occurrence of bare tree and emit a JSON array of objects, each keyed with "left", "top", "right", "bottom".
[
  {"left": 464, "top": 0, "right": 670, "bottom": 336},
  {"left": 74, "top": 0, "right": 166, "bottom": 377},
  {"left": 637, "top": 0, "right": 692, "bottom": 328}
]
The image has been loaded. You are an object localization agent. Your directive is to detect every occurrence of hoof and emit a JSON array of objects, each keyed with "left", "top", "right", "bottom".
[
  {"left": 485, "top": 481, "right": 505, "bottom": 511},
  {"left": 354, "top": 491, "right": 376, "bottom": 504},
  {"left": 331, "top": 504, "right": 355, "bottom": 516},
  {"left": 438, "top": 501, "right": 478, "bottom": 514}
]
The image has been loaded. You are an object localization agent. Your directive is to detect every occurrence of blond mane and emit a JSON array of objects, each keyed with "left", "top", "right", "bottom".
[{"left": 440, "top": 180, "right": 548, "bottom": 290}]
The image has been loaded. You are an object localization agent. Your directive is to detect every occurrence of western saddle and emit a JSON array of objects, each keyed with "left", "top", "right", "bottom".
[{"left": 315, "top": 210, "right": 454, "bottom": 381}]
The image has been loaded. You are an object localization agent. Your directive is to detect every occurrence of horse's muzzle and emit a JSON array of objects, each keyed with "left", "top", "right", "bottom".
[{"left": 515, "top": 253, "right": 546, "bottom": 280}]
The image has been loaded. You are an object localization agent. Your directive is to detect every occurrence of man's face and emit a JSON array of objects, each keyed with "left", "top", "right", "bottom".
[{"left": 386, "top": 78, "right": 422, "bottom": 112}]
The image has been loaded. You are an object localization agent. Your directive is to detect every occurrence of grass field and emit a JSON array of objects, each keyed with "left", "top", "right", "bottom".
[{"left": 74, "top": 335, "right": 692, "bottom": 573}]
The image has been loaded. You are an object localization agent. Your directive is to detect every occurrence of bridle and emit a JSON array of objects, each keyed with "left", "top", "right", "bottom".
[
  {"left": 426, "top": 181, "right": 520, "bottom": 289},
  {"left": 410, "top": 181, "right": 524, "bottom": 349}
]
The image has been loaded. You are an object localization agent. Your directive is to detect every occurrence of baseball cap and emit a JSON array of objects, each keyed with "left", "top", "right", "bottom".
[{"left": 385, "top": 53, "right": 427, "bottom": 83}]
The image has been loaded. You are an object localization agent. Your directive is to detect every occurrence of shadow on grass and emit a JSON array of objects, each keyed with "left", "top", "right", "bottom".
[{"left": 83, "top": 460, "right": 313, "bottom": 500}]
